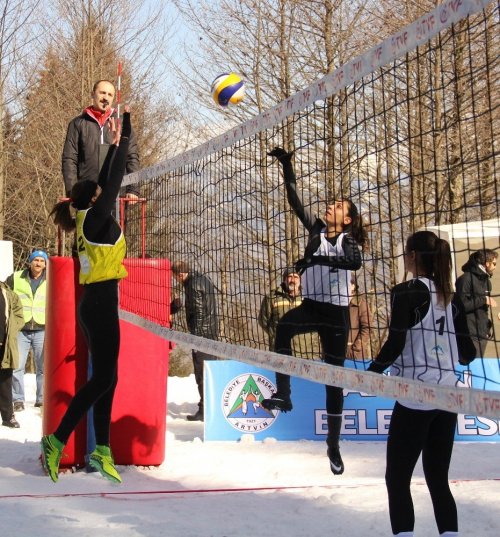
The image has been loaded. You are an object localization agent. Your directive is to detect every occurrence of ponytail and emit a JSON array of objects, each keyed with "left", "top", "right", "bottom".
[
  {"left": 49, "top": 200, "right": 75, "bottom": 232},
  {"left": 432, "top": 237, "right": 453, "bottom": 306},
  {"left": 345, "top": 199, "right": 368, "bottom": 250},
  {"left": 406, "top": 231, "right": 453, "bottom": 305},
  {"left": 49, "top": 180, "right": 98, "bottom": 232}
]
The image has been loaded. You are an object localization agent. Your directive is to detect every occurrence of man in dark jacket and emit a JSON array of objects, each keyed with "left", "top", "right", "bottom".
[
  {"left": 171, "top": 261, "right": 218, "bottom": 421},
  {"left": 455, "top": 249, "right": 497, "bottom": 357},
  {"left": 62, "top": 79, "right": 140, "bottom": 199}
]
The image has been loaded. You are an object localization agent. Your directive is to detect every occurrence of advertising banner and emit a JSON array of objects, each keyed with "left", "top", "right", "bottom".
[{"left": 204, "top": 359, "right": 500, "bottom": 442}]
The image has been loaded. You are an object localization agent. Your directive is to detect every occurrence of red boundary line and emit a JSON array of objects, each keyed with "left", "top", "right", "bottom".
[{"left": 1, "top": 478, "right": 499, "bottom": 500}]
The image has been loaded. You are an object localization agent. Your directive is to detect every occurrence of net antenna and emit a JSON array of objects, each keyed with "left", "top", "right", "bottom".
[{"left": 116, "top": 61, "right": 122, "bottom": 121}]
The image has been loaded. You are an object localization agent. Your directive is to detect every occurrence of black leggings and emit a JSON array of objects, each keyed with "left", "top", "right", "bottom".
[
  {"left": 55, "top": 280, "right": 120, "bottom": 446},
  {"left": 274, "top": 298, "right": 348, "bottom": 418},
  {"left": 386, "top": 402, "right": 458, "bottom": 535}
]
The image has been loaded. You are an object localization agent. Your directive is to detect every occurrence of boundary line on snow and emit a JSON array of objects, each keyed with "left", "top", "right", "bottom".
[{"left": 2, "top": 478, "right": 499, "bottom": 500}]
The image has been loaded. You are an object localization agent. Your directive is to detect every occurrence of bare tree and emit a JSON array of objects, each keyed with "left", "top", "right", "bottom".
[
  {"left": 3, "top": 0, "right": 180, "bottom": 262},
  {"left": 0, "top": 0, "right": 41, "bottom": 241}
]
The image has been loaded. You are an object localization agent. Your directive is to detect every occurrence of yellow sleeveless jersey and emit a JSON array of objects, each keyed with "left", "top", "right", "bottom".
[{"left": 75, "top": 208, "right": 128, "bottom": 284}]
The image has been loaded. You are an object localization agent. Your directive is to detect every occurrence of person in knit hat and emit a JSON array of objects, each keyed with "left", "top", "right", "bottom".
[
  {"left": 258, "top": 268, "right": 319, "bottom": 358},
  {"left": 6, "top": 249, "right": 48, "bottom": 411}
]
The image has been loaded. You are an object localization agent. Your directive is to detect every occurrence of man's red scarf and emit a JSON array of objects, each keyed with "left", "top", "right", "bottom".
[{"left": 85, "top": 106, "right": 114, "bottom": 127}]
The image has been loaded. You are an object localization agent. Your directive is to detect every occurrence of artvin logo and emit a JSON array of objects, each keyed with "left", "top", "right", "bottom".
[{"left": 222, "top": 374, "right": 277, "bottom": 433}]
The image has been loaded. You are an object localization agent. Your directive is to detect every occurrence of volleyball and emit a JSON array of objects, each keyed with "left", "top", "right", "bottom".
[{"left": 211, "top": 72, "right": 245, "bottom": 107}]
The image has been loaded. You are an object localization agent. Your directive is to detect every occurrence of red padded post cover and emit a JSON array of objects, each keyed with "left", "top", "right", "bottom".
[
  {"left": 43, "top": 257, "right": 87, "bottom": 468},
  {"left": 43, "top": 256, "right": 171, "bottom": 467}
]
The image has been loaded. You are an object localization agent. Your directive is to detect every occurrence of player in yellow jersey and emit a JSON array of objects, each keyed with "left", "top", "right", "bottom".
[{"left": 44, "top": 107, "right": 132, "bottom": 483}]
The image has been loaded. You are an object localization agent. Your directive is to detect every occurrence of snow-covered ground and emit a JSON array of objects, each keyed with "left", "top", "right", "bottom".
[{"left": 0, "top": 374, "right": 498, "bottom": 537}]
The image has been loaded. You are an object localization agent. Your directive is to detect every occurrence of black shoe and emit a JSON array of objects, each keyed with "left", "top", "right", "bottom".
[
  {"left": 34, "top": 402, "right": 43, "bottom": 408},
  {"left": 2, "top": 416, "right": 20, "bottom": 428},
  {"left": 261, "top": 394, "right": 293, "bottom": 412},
  {"left": 13, "top": 401, "right": 24, "bottom": 412},
  {"left": 327, "top": 445, "right": 344, "bottom": 475},
  {"left": 186, "top": 409, "right": 204, "bottom": 422}
]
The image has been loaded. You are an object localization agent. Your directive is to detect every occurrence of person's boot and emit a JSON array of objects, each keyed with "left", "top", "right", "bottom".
[
  {"left": 2, "top": 415, "right": 20, "bottom": 428},
  {"left": 326, "top": 414, "right": 344, "bottom": 475},
  {"left": 262, "top": 372, "right": 293, "bottom": 412},
  {"left": 89, "top": 445, "right": 122, "bottom": 483},
  {"left": 186, "top": 407, "right": 204, "bottom": 421},
  {"left": 261, "top": 393, "right": 293, "bottom": 412},
  {"left": 13, "top": 401, "right": 24, "bottom": 412}
]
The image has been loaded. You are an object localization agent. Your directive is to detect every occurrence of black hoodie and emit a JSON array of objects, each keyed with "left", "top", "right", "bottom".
[{"left": 455, "top": 255, "right": 493, "bottom": 356}]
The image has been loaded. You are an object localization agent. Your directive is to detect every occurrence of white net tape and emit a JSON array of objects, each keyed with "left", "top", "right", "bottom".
[{"left": 120, "top": 309, "right": 500, "bottom": 419}]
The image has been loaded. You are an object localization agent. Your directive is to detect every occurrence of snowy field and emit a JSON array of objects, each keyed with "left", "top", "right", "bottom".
[{"left": 0, "top": 374, "right": 498, "bottom": 537}]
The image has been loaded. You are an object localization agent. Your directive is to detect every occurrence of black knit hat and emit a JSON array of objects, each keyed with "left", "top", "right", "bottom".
[{"left": 282, "top": 267, "right": 300, "bottom": 281}]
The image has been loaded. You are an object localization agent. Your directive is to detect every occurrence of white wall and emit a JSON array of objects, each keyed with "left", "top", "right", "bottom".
[{"left": 0, "top": 241, "right": 14, "bottom": 281}]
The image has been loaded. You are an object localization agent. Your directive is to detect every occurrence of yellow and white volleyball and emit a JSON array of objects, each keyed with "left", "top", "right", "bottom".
[{"left": 211, "top": 72, "right": 245, "bottom": 107}]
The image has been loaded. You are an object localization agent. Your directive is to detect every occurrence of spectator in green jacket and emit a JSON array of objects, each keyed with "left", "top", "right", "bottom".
[
  {"left": 258, "top": 268, "right": 320, "bottom": 359},
  {"left": 6, "top": 250, "right": 48, "bottom": 411},
  {"left": 0, "top": 281, "right": 25, "bottom": 428}
]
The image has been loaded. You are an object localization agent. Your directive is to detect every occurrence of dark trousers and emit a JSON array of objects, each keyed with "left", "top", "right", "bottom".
[
  {"left": 192, "top": 349, "right": 217, "bottom": 410},
  {"left": 0, "top": 368, "right": 14, "bottom": 421},
  {"left": 55, "top": 280, "right": 120, "bottom": 446},
  {"left": 274, "top": 298, "right": 349, "bottom": 443},
  {"left": 386, "top": 402, "right": 458, "bottom": 535}
]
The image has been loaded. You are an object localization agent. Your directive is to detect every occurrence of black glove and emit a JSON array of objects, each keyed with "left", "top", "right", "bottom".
[
  {"left": 121, "top": 111, "right": 131, "bottom": 139},
  {"left": 267, "top": 147, "right": 293, "bottom": 164}
]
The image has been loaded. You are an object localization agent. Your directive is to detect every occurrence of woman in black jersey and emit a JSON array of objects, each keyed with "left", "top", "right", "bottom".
[
  {"left": 263, "top": 148, "right": 367, "bottom": 475},
  {"left": 42, "top": 108, "right": 132, "bottom": 483},
  {"left": 369, "top": 231, "right": 475, "bottom": 537}
]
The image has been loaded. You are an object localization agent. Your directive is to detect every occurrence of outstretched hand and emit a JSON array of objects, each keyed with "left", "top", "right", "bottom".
[
  {"left": 109, "top": 116, "right": 121, "bottom": 146},
  {"left": 267, "top": 147, "right": 293, "bottom": 164},
  {"left": 110, "top": 105, "right": 131, "bottom": 145},
  {"left": 121, "top": 105, "right": 131, "bottom": 138}
]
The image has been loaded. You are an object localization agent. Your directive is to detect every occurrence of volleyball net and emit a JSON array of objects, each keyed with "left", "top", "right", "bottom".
[{"left": 119, "top": 0, "right": 500, "bottom": 418}]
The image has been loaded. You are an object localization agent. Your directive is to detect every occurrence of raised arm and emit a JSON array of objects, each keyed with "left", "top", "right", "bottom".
[
  {"left": 92, "top": 110, "right": 131, "bottom": 218},
  {"left": 268, "top": 148, "right": 317, "bottom": 232}
]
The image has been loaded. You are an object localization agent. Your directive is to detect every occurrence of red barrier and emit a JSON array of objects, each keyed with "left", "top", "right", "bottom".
[
  {"left": 43, "top": 256, "right": 171, "bottom": 468},
  {"left": 112, "top": 258, "right": 171, "bottom": 465},
  {"left": 43, "top": 257, "right": 87, "bottom": 467}
]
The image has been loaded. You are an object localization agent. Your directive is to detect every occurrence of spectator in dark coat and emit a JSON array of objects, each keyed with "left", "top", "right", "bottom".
[
  {"left": 170, "top": 261, "right": 218, "bottom": 421},
  {"left": 62, "top": 79, "right": 140, "bottom": 200},
  {"left": 455, "top": 249, "right": 497, "bottom": 357}
]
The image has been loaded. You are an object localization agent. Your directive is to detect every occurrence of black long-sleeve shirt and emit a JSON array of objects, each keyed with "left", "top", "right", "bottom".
[
  {"left": 82, "top": 113, "right": 131, "bottom": 245},
  {"left": 369, "top": 279, "right": 476, "bottom": 373},
  {"left": 280, "top": 159, "right": 362, "bottom": 272}
]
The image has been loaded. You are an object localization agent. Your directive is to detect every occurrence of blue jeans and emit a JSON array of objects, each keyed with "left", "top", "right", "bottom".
[{"left": 12, "top": 330, "right": 45, "bottom": 404}]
